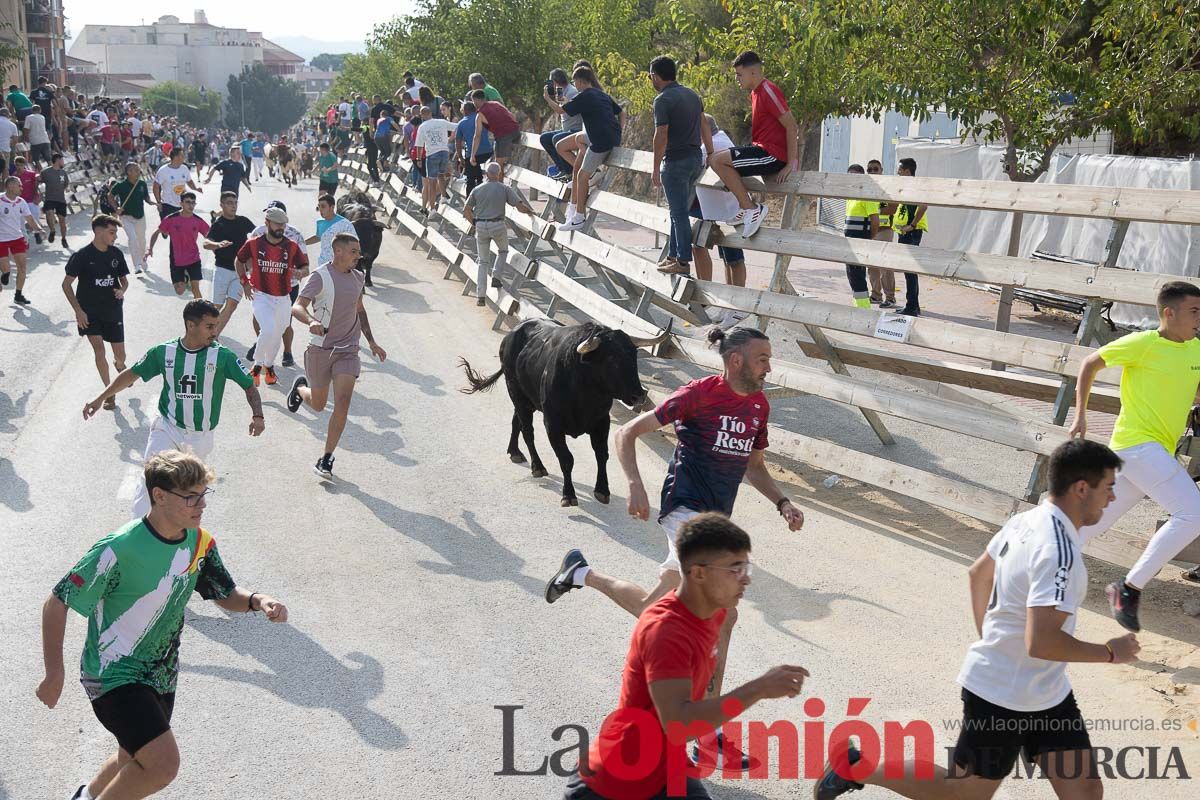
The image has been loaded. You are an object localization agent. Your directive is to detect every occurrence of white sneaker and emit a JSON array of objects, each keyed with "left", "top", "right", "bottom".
[
  {"left": 725, "top": 207, "right": 748, "bottom": 225},
  {"left": 742, "top": 203, "right": 767, "bottom": 238},
  {"left": 559, "top": 213, "right": 586, "bottom": 232}
]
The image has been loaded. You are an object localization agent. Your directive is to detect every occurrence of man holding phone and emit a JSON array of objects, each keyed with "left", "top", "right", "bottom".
[{"left": 540, "top": 69, "right": 581, "bottom": 180}]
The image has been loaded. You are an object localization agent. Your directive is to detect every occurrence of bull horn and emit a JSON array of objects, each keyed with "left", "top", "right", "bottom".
[
  {"left": 576, "top": 335, "right": 601, "bottom": 354},
  {"left": 627, "top": 328, "right": 671, "bottom": 349}
]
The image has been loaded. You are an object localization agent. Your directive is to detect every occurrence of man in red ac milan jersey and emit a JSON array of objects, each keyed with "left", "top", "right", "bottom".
[
  {"left": 545, "top": 325, "right": 805, "bottom": 771},
  {"left": 234, "top": 206, "right": 308, "bottom": 386},
  {"left": 708, "top": 50, "right": 801, "bottom": 239}
]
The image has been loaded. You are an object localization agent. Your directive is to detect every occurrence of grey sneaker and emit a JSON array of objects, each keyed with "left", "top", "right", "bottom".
[
  {"left": 314, "top": 453, "right": 335, "bottom": 479},
  {"left": 545, "top": 548, "right": 587, "bottom": 604},
  {"left": 813, "top": 741, "right": 863, "bottom": 799}
]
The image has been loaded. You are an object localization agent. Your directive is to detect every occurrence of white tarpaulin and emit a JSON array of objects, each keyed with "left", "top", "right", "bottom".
[{"left": 894, "top": 140, "right": 1200, "bottom": 328}]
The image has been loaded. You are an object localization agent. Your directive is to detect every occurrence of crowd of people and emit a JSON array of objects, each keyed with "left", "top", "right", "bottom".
[{"left": 16, "top": 53, "right": 1200, "bottom": 800}]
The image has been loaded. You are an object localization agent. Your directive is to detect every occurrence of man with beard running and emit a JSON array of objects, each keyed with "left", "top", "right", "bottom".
[
  {"left": 207, "top": 191, "right": 256, "bottom": 335},
  {"left": 244, "top": 201, "right": 306, "bottom": 367},
  {"left": 81, "top": 299, "right": 265, "bottom": 518},
  {"left": 236, "top": 206, "right": 308, "bottom": 386},
  {"left": 545, "top": 326, "right": 804, "bottom": 770}
]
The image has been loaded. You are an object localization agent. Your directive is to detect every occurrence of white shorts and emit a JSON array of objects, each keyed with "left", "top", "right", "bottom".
[
  {"left": 212, "top": 267, "right": 241, "bottom": 306},
  {"left": 659, "top": 506, "right": 702, "bottom": 573},
  {"left": 130, "top": 415, "right": 216, "bottom": 518}
]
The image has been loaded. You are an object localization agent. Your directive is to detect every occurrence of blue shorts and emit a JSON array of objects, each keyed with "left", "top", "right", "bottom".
[
  {"left": 689, "top": 202, "right": 744, "bottom": 263},
  {"left": 424, "top": 150, "right": 450, "bottom": 178}
]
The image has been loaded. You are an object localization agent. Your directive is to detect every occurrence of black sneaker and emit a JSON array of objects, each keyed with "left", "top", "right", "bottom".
[
  {"left": 48, "top": 229, "right": 55, "bottom": 242},
  {"left": 0, "top": 271, "right": 8, "bottom": 285},
  {"left": 35, "top": 233, "right": 42, "bottom": 244},
  {"left": 813, "top": 741, "right": 863, "bottom": 799},
  {"left": 281, "top": 351, "right": 295, "bottom": 368},
  {"left": 364, "top": 272, "right": 373, "bottom": 288},
  {"left": 314, "top": 453, "right": 335, "bottom": 479},
  {"left": 1106, "top": 581, "right": 1142, "bottom": 632},
  {"left": 490, "top": 276, "right": 502, "bottom": 288},
  {"left": 287, "top": 376, "right": 307, "bottom": 413},
  {"left": 900, "top": 306, "right": 921, "bottom": 316},
  {"left": 62, "top": 238, "right": 69, "bottom": 250},
  {"left": 545, "top": 548, "right": 587, "bottom": 603},
  {"left": 69, "top": 785, "right": 86, "bottom": 800},
  {"left": 879, "top": 299, "right": 896, "bottom": 309},
  {"left": 691, "top": 731, "right": 759, "bottom": 772},
  {"left": 13, "top": 291, "right": 29, "bottom": 305},
  {"left": 246, "top": 343, "right": 257, "bottom": 361}
]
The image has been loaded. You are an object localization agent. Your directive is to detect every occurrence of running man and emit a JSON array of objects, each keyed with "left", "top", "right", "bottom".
[
  {"left": 147, "top": 192, "right": 209, "bottom": 298},
  {"left": 38, "top": 151, "right": 70, "bottom": 249},
  {"left": 152, "top": 147, "right": 199, "bottom": 217},
  {"left": 204, "top": 146, "right": 252, "bottom": 197},
  {"left": 0, "top": 174, "right": 45, "bottom": 304},
  {"left": 245, "top": 201, "right": 307, "bottom": 367},
  {"left": 316, "top": 143, "right": 338, "bottom": 197},
  {"left": 707, "top": 50, "right": 800, "bottom": 238},
  {"left": 81, "top": 299, "right": 265, "bottom": 518},
  {"left": 287, "top": 233, "right": 386, "bottom": 479},
  {"left": 62, "top": 215, "right": 128, "bottom": 405},
  {"left": 304, "top": 193, "right": 356, "bottom": 268},
  {"left": 1070, "top": 280, "right": 1200, "bottom": 631},
  {"left": 563, "top": 513, "right": 810, "bottom": 800},
  {"left": 546, "top": 325, "right": 803, "bottom": 768},
  {"left": 236, "top": 206, "right": 309, "bottom": 386},
  {"left": 206, "top": 191, "right": 255, "bottom": 334},
  {"left": 815, "top": 439, "right": 1139, "bottom": 800},
  {"left": 37, "top": 450, "right": 288, "bottom": 800}
]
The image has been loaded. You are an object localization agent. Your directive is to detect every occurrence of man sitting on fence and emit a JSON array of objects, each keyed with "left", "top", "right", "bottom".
[
  {"left": 707, "top": 50, "right": 800, "bottom": 239},
  {"left": 463, "top": 162, "right": 534, "bottom": 306},
  {"left": 540, "top": 69, "right": 581, "bottom": 182},
  {"left": 550, "top": 67, "right": 625, "bottom": 233}
]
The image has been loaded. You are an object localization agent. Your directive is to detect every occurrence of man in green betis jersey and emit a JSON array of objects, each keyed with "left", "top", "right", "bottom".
[
  {"left": 82, "top": 299, "right": 265, "bottom": 517},
  {"left": 1071, "top": 280, "right": 1200, "bottom": 632},
  {"left": 37, "top": 450, "right": 289, "bottom": 800}
]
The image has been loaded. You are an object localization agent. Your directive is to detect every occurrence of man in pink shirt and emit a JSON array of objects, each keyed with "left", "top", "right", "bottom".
[{"left": 147, "top": 192, "right": 217, "bottom": 298}]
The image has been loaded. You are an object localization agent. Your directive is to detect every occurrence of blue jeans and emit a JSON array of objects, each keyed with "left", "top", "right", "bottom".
[
  {"left": 540, "top": 129, "right": 576, "bottom": 175},
  {"left": 661, "top": 151, "right": 705, "bottom": 262}
]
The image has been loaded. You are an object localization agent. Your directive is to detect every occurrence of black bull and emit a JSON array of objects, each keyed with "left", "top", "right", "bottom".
[
  {"left": 459, "top": 320, "right": 667, "bottom": 506},
  {"left": 336, "top": 193, "right": 384, "bottom": 284}
]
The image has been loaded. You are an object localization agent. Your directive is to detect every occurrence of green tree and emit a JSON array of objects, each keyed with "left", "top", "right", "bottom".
[
  {"left": 225, "top": 63, "right": 308, "bottom": 135},
  {"left": 311, "top": 53, "right": 350, "bottom": 72},
  {"left": 141, "top": 82, "right": 222, "bottom": 127},
  {"left": 879, "top": 0, "right": 1200, "bottom": 182}
]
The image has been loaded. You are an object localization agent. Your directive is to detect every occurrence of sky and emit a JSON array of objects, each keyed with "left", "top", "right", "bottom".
[{"left": 66, "top": 2, "right": 414, "bottom": 44}]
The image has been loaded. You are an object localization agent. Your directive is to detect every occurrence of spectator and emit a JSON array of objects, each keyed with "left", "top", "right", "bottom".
[
  {"left": 842, "top": 164, "right": 878, "bottom": 309},
  {"left": 690, "top": 115, "right": 749, "bottom": 327},
  {"left": 337, "top": 96, "right": 352, "bottom": 126},
  {"left": 540, "top": 68, "right": 581, "bottom": 181},
  {"left": 316, "top": 142, "right": 339, "bottom": 197},
  {"left": 402, "top": 108, "right": 424, "bottom": 192},
  {"left": 369, "top": 94, "right": 394, "bottom": 126},
  {"left": 893, "top": 157, "right": 927, "bottom": 316},
  {"left": 23, "top": 105, "right": 50, "bottom": 167},
  {"left": 463, "top": 161, "right": 534, "bottom": 305},
  {"left": 362, "top": 114, "right": 380, "bottom": 182},
  {"left": 397, "top": 72, "right": 425, "bottom": 106},
  {"left": 414, "top": 105, "right": 458, "bottom": 214},
  {"left": 374, "top": 109, "right": 399, "bottom": 171},
  {"left": 468, "top": 90, "right": 520, "bottom": 179},
  {"left": 30, "top": 77, "right": 54, "bottom": 136},
  {"left": 707, "top": 51, "right": 800, "bottom": 238},
  {"left": 13, "top": 156, "right": 42, "bottom": 245},
  {"left": 649, "top": 55, "right": 711, "bottom": 276},
  {"left": 6, "top": 84, "right": 33, "bottom": 123},
  {"left": 0, "top": 108, "right": 17, "bottom": 174},
  {"left": 419, "top": 86, "right": 445, "bottom": 119},
  {"left": 456, "top": 101, "right": 491, "bottom": 195},
  {"left": 551, "top": 67, "right": 625, "bottom": 232},
  {"left": 440, "top": 100, "right": 456, "bottom": 122},
  {"left": 865, "top": 158, "right": 896, "bottom": 307},
  {"left": 468, "top": 72, "right": 503, "bottom": 103},
  {"left": 354, "top": 94, "right": 370, "bottom": 130}
]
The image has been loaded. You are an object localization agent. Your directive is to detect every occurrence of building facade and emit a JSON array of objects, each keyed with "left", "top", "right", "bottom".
[
  {"left": 68, "top": 11, "right": 304, "bottom": 97},
  {"left": 290, "top": 70, "right": 339, "bottom": 102},
  {"left": 24, "top": 0, "right": 66, "bottom": 86},
  {"left": 0, "top": 0, "right": 30, "bottom": 90}
]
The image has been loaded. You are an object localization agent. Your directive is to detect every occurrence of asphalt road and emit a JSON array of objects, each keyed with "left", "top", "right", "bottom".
[{"left": 2, "top": 169, "right": 1197, "bottom": 799}]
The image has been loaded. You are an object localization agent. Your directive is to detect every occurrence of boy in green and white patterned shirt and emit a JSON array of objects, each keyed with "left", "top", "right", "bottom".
[{"left": 82, "top": 299, "right": 266, "bottom": 517}]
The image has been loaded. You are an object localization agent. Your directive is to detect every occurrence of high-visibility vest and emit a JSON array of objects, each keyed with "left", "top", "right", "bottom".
[{"left": 844, "top": 199, "right": 879, "bottom": 237}]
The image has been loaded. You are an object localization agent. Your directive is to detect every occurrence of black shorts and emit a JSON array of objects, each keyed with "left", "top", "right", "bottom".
[
  {"left": 289, "top": 284, "right": 299, "bottom": 303},
  {"left": 43, "top": 200, "right": 68, "bottom": 216},
  {"left": 91, "top": 683, "right": 176, "bottom": 756},
  {"left": 952, "top": 688, "right": 1092, "bottom": 780},
  {"left": 31, "top": 142, "right": 50, "bottom": 163},
  {"left": 79, "top": 316, "right": 125, "bottom": 343},
  {"left": 728, "top": 145, "right": 786, "bottom": 177},
  {"left": 319, "top": 180, "right": 338, "bottom": 196},
  {"left": 563, "top": 773, "right": 710, "bottom": 799},
  {"left": 170, "top": 260, "right": 202, "bottom": 284}
]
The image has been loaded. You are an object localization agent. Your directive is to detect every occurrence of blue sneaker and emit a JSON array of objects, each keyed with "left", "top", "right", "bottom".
[
  {"left": 813, "top": 741, "right": 863, "bottom": 799},
  {"left": 547, "top": 165, "right": 561, "bottom": 178}
]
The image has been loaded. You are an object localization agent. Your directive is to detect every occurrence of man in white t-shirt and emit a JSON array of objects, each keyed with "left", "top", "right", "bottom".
[
  {"left": 337, "top": 98, "right": 352, "bottom": 125},
  {"left": 0, "top": 175, "right": 45, "bottom": 304},
  {"left": 154, "top": 149, "right": 201, "bottom": 215},
  {"left": 815, "top": 438, "right": 1141, "bottom": 800},
  {"left": 23, "top": 109, "right": 50, "bottom": 165},
  {"left": 413, "top": 106, "right": 457, "bottom": 213},
  {"left": 303, "top": 193, "right": 356, "bottom": 266},
  {"left": 0, "top": 108, "right": 18, "bottom": 170}
]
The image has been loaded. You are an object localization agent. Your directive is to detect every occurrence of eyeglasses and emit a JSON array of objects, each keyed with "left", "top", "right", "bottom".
[
  {"left": 698, "top": 561, "right": 753, "bottom": 579},
  {"left": 165, "top": 488, "right": 213, "bottom": 507}
]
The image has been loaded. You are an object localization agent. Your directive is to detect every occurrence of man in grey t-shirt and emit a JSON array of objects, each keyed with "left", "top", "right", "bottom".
[
  {"left": 38, "top": 152, "right": 70, "bottom": 248},
  {"left": 463, "top": 162, "right": 534, "bottom": 305},
  {"left": 541, "top": 69, "right": 582, "bottom": 179}
]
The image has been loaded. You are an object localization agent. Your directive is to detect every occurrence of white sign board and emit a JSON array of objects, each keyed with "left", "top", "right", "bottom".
[{"left": 873, "top": 312, "right": 914, "bottom": 344}]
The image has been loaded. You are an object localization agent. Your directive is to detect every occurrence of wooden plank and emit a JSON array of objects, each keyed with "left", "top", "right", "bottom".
[
  {"left": 513, "top": 135, "right": 1200, "bottom": 226},
  {"left": 711, "top": 226, "right": 1166, "bottom": 308},
  {"left": 533, "top": 262, "right": 665, "bottom": 341},
  {"left": 691, "top": 280, "right": 1121, "bottom": 381},
  {"left": 505, "top": 164, "right": 571, "bottom": 200},
  {"left": 669, "top": 336, "right": 1069, "bottom": 457},
  {"left": 794, "top": 337, "right": 1122, "bottom": 415}
]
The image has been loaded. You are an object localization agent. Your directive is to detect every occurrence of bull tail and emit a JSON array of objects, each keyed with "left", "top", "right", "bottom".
[{"left": 458, "top": 358, "right": 504, "bottom": 394}]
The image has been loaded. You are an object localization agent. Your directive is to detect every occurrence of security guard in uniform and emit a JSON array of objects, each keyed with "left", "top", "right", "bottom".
[{"left": 843, "top": 164, "right": 879, "bottom": 309}]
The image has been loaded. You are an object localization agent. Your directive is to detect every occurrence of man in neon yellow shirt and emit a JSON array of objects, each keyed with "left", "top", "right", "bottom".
[
  {"left": 1070, "top": 280, "right": 1200, "bottom": 631},
  {"left": 842, "top": 164, "right": 878, "bottom": 309}
]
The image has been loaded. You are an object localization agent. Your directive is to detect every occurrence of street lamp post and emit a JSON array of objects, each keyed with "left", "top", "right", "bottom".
[
  {"left": 239, "top": 73, "right": 246, "bottom": 130},
  {"left": 169, "top": 65, "right": 179, "bottom": 118}
]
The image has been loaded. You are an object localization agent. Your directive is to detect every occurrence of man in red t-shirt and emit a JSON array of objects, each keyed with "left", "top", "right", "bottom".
[
  {"left": 468, "top": 92, "right": 520, "bottom": 178},
  {"left": 235, "top": 206, "right": 309, "bottom": 385},
  {"left": 708, "top": 50, "right": 800, "bottom": 239},
  {"left": 546, "top": 326, "right": 805, "bottom": 771},
  {"left": 562, "top": 514, "right": 808, "bottom": 800}
]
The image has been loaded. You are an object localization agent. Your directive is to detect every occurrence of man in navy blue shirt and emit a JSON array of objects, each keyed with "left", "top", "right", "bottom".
[
  {"left": 455, "top": 102, "right": 491, "bottom": 195},
  {"left": 544, "top": 66, "right": 625, "bottom": 232},
  {"left": 204, "top": 147, "right": 252, "bottom": 197}
]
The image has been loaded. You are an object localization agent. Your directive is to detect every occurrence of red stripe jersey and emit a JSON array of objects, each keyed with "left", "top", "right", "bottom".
[
  {"left": 751, "top": 78, "right": 791, "bottom": 163},
  {"left": 236, "top": 235, "right": 308, "bottom": 296}
]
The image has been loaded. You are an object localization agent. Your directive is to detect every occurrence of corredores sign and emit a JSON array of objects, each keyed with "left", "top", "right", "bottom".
[{"left": 494, "top": 702, "right": 1192, "bottom": 791}]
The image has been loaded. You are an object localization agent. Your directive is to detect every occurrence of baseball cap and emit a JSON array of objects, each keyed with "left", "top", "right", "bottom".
[
  {"left": 264, "top": 200, "right": 287, "bottom": 212},
  {"left": 264, "top": 207, "right": 288, "bottom": 224}
]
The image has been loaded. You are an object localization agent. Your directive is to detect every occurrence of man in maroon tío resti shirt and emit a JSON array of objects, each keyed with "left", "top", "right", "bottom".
[{"left": 546, "top": 326, "right": 805, "bottom": 770}]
